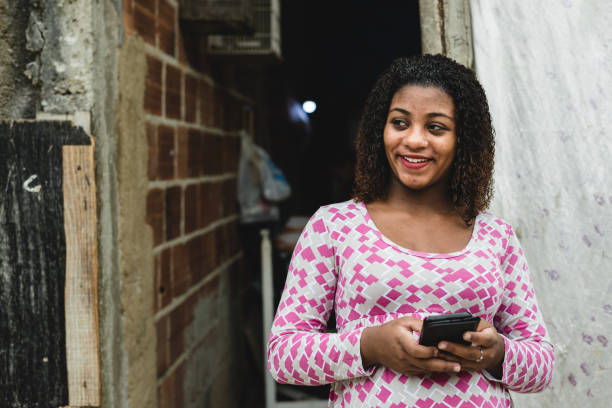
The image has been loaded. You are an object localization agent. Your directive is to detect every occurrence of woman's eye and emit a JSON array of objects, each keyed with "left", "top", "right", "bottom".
[
  {"left": 428, "top": 123, "right": 447, "bottom": 132},
  {"left": 391, "top": 119, "right": 408, "bottom": 128}
]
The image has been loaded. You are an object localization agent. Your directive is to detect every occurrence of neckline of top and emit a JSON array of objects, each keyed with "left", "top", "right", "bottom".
[{"left": 356, "top": 200, "right": 481, "bottom": 259}]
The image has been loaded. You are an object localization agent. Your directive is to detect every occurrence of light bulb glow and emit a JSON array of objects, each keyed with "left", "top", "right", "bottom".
[{"left": 302, "top": 100, "right": 317, "bottom": 114}]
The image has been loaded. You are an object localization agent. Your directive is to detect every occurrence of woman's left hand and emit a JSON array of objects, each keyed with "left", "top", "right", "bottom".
[{"left": 435, "top": 319, "right": 505, "bottom": 377}]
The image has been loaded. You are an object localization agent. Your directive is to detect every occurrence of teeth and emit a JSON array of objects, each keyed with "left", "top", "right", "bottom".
[{"left": 403, "top": 157, "right": 429, "bottom": 163}]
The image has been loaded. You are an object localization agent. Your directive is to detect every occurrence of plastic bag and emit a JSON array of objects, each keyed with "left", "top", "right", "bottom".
[{"left": 237, "top": 131, "right": 291, "bottom": 223}]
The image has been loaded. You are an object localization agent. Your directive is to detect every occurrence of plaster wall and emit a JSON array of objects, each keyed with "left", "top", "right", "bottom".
[
  {"left": 0, "top": 0, "right": 152, "bottom": 406},
  {"left": 471, "top": 2, "right": 612, "bottom": 406},
  {"left": 0, "top": 0, "right": 39, "bottom": 117}
]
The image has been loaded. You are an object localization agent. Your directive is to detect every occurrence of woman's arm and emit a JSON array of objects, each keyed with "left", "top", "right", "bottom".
[
  {"left": 266, "top": 208, "right": 373, "bottom": 385},
  {"left": 491, "top": 224, "right": 554, "bottom": 392}
]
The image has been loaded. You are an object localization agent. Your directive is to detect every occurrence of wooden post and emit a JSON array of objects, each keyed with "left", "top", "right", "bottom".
[{"left": 63, "top": 144, "right": 100, "bottom": 406}]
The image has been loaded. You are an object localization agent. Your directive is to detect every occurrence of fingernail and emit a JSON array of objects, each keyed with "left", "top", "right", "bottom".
[
  {"left": 438, "top": 342, "right": 447, "bottom": 350},
  {"left": 433, "top": 349, "right": 438, "bottom": 357},
  {"left": 454, "top": 365, "right": 461, "bottom": 372},
  {"left": 464, "top": 334, "right": 471, "bottom": 341}
]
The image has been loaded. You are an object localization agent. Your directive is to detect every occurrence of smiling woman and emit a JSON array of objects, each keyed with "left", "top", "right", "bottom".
[{"left": 267, "top": 55, "right": 553, "bottom": 407}]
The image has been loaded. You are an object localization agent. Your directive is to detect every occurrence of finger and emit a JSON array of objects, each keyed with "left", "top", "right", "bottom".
[
  {"left": 398, "top": 317, "right": 424, "bottom": 333},
  {"left": 436, "top": 350, "right": 463, "bottom": 363},
  {"left": 437, "top": 341, "right": 480, "bottom": 361},
  {"left": 397, "top": 332, "right": 437, "bottom": 359},
  {"left": 419, "top": 357, "right": 461, "bottom": 373},
  {"left": 476, "top": 318, "right": 493, "bottom": 331},
  {"left": 464, "top": 328, "right": 497, "bottom": 347}
]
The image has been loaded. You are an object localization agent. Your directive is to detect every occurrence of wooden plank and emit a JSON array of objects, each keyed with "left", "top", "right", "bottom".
[
  {"left": 62, "top": 144, "right": 100, "bottom": 407},
  {"left": 0, "top": 121, "right": 77, "bottom": 407}
]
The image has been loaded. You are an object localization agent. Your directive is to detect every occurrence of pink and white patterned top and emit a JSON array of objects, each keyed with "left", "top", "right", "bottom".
[{"left": 267, "top": 200, "right": 554, "bottom": 407}]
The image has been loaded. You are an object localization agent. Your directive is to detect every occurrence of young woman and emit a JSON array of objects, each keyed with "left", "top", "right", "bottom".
[{"left": 267, "top": 55, "right": 554, "bottom": 407}]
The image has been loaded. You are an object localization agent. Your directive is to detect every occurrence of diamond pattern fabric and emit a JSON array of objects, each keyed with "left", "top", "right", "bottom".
[{"left": 267, "top": 200, "right": 554, "bottom": 407}]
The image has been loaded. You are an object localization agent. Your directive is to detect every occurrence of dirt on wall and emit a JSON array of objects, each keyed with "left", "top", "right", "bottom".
[
  {"left": 0, "top": 0, "right": 40, "bottom": 118},
  {"left": 115, "top": 33, "right": 157, "bottom": 408}
]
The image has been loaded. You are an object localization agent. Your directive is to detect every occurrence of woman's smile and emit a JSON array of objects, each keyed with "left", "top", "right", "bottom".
[{"left": 399, "top": 154, "right": 432, "bottom": 169}]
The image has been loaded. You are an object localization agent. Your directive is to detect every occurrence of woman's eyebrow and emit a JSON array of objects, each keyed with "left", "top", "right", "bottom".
[
  {"left": 427, "top": 112, "right": 454, "bottom": 121},
  {"left": 389, "top": 108, "right": 454, "bottom": 122}
]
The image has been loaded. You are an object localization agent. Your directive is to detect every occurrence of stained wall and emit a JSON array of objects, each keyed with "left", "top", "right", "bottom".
[
  {"left": 122, "top": 0, "right": 250, "bottom": 406},
  {"left": 471, "top": 1, "right": 612, "bottom": 406}
]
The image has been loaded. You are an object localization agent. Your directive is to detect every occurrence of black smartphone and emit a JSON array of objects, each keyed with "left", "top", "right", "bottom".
[{"left": 418, "top": 312, "right": 480, "bottom": 347}]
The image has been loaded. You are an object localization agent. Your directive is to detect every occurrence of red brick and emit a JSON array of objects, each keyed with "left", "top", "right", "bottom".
[
  {"left": 175, "top": 126, "right": 189, "bottom": 178},
  {"left": 156, "top": 315, "right": 169, "bottom": 378},
  {"left": 171, "top": 243, "right": 191, "bottom": 298},
  {"left": 187, "top": 235, "right": 205, "bottom": 282},
  {"left": 212, "top": 88, "right": 226, "bottom": 128},
  {"left": 123, "top": 0, "right": 135, "bottom": 35},
  {"left": 187, "top": 129, "right": 204, "bottom": 177},
  {"left": 200, "top": 182, "right": 222, "bottom": 226},
  {"left": 146, "top": 188, "right": 164, "bottom": 246},
  {"left": 145, "top": 56, "right": 162, "bottom": 115},
  {"left": 157, "top": 0, "right": 175, "bottom": 56},
  {"left": 222, "top": 178, "right": 238, "bottom": 217},
  {"left": 214, "top": 225, "right": 228, "bottom": 265},
  {"left": 173, "top": 362, "right": 185, "bottom": 408},
  {"left": 134, "top": 0, "right": 155, "bottom": 13},
  {"left": 201, "top": 275, "right": 220, "bottom": 297},
  {"left": 169, "top": 329, "right": 184, "bottom": 364},
  {"left": 158, "top": 360, "right": 185, "bottom": 408},
  {"left": 184, "top": 74, "right": 198, "bottom": 123},
  {"left": 157, "top": 125, "right": 175, "bottom": 180},
  {"left": 184, "top": 183, "right": 198, "bottom": 234},
  {"left": 202, "top": 133, "right": 222, "bottom": 175},
  {"left": 165, "top": 186, "right": 182, "bottom": 240},
  {"left": 154, "top": 248, "right": 172, "bottom": 311},
  {"left": 199, "top": 80, "right": 213, "bottom": 126},
  {"left": 134, "top": 2, "right": 156, "bottom": 45},
  {"left": 165, "top": 65, "right": 182, "bottom": 120},
  {"left": 147, "top": 122, "right": 158, "bottom": 180},
  {"left": 202, "top": 230, "right": 217, "bottom": 276},
  {"left": 158, "top": 371, "right": 174, "bottom": 408}
]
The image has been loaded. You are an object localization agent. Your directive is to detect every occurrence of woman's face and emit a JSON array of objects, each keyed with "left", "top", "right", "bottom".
[{"left": 383, "top": 84, "right": 457, "bottom": 193}]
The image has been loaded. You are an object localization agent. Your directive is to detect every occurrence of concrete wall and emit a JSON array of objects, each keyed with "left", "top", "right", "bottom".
[
  {"left": 471, "top": 1, "right": 612, "bottom": 407},
  {"left": 0, "top": 0, "right": 255, "bottom": 406}
]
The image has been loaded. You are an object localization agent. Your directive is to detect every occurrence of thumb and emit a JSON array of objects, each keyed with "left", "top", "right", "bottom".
[{"left": 398, "top": 317, "right": 423, "bottom": 333}]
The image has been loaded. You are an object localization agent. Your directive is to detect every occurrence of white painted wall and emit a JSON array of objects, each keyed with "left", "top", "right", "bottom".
[{"left": 471, "top": 1, "right": 612, "bottom": 406}]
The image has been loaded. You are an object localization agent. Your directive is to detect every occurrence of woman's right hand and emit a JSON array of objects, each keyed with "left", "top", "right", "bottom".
[{"left": 360, "top": 317, "right": 461, "bottom": 375}]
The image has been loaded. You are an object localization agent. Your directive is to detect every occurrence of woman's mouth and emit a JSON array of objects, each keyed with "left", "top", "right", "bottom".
[{"left": 400, "top": 155, "right": 432, "bottom": 169}]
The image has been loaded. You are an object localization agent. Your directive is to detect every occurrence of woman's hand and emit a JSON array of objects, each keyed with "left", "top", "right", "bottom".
[
  {"left": 435, "top": 319, "right": 506, "bottom": 378},
  {"left": 360, "top": 317, "right": 462, "bottom": 375}
]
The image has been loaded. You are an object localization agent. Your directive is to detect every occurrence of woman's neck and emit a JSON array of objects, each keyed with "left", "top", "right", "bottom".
[{"left": 382, "top": 178, "right": 455, "bottom": 217}]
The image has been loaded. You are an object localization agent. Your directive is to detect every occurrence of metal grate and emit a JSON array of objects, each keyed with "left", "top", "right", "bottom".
[{"left": 208, "top": 0, "right": 281, "bottom": 59}]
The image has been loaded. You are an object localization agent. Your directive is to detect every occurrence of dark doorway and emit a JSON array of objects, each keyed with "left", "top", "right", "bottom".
[{"left": 269, "top": 1, "right": 422, "bottom": 217}]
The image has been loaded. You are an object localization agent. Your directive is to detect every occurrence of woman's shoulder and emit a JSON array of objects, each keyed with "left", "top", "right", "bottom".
[
  {"left": 475, "top": 211, "right": 516, "bottom": 240},
  {"left": 310, "top": 199, "right": 365, "bottom": 226}
]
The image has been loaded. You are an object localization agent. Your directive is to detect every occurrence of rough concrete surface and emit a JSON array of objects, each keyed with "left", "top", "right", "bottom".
[
  {"left": 38, "top": 0, "right": 95, "bottom": 113},
  {"left": 419, "top": 0, "right": 473, "bottom": 69},
  {"left": 471, "top": 1, "right": 612, "bottom": 406},
  {"left": 0, "top": 0, "right": 40, "bottom": 117},
  {"left": 115, "top": 33, "right": 157, "bottom": 408}
]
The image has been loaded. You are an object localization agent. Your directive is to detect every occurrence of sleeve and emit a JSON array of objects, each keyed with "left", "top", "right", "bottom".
[
  {"left": 488, "top": 224, "right": 555, "bottom": 392},
  {"left": 267, "top": 207, "right": 374, "bottom": 385}
]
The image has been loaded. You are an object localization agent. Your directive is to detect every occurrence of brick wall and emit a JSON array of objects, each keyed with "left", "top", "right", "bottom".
[{"left": 123, "top": 0, "right": 251, "bottom": 406}]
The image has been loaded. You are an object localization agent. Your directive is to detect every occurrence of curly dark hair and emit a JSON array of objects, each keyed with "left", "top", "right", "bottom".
[{"left": 353, "top": 54, "right": 495, "bottom": 225}]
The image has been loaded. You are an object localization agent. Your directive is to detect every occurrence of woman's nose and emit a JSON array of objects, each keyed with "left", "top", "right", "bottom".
[{"left": 403, "top": 125, "right": 428, "bottom": 149}]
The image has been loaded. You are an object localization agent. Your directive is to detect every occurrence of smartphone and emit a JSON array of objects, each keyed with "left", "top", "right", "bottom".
[{"left": 418, "top": 312, "right": 480, "bottom": 347}]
